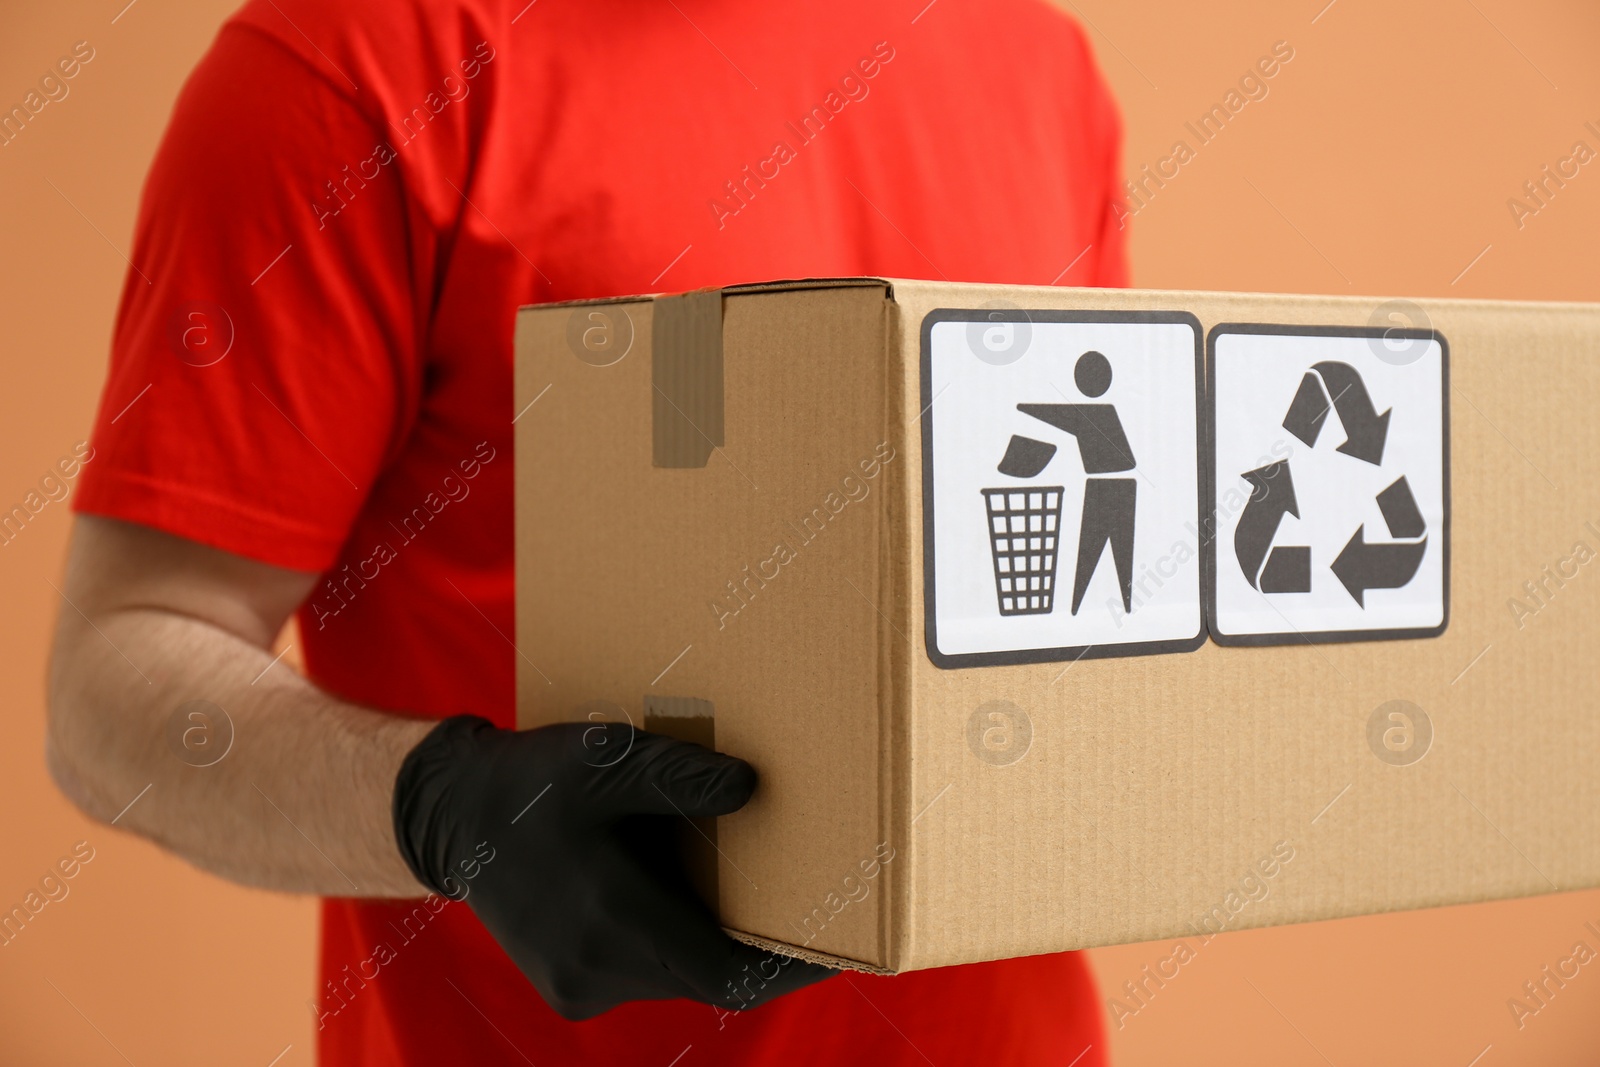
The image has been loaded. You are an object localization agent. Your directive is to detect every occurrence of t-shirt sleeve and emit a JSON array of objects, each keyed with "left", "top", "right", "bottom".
[
  {"left": 1085, "top": 36, "right": 1129, "bottom": 289},
  {"left": 74, "top": 22, "right": 425, "bottom": 574}
]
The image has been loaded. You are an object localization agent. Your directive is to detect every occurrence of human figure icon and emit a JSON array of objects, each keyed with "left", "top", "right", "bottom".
[{"left": 1017, "top": 350, "right": 1137, "bottom": 615}]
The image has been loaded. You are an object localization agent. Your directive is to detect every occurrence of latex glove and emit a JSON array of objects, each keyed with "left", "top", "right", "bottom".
[{"left": 392, "top": 715, "right": 835, "bottom": 1019}]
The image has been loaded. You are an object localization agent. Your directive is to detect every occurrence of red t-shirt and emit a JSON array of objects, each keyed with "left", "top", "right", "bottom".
[{"left": 78, "top": 1, "right": 1127, "bottom": 1062}]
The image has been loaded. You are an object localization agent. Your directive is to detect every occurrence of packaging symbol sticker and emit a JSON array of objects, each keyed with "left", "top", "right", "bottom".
[
  {"left": 920, "top": 310, "right": 1206, "bottom": 668},
  {"left": 1207, "top": 324, "right": 1449, "bottom": 645}
]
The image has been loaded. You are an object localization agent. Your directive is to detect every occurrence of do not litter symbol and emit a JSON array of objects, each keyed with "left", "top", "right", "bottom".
[
  {"left": 983, "top": 351, "right": 1139, "bottom": 618},
  {"left": 922, "top": 310, "right": 1205, "bottom": 668},
  {"left": 1235, "top": 360, "right": 1428, "bottom": 604}
]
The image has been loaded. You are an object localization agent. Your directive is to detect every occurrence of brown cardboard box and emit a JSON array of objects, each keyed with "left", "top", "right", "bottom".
[{"left": 514, "top": 278, "right": 1600, "bottom": 975}]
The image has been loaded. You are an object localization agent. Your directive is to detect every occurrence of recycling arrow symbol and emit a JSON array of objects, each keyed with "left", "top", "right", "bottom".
[
  {"left": 1235, "top": 361, "right": 1427, "bottom": 605},
  {"left": 1330, "top": 474, "right": 1428, "bottom": 606},
  {"left": 1284, "top": 361, "right": 1391, "bottom": 464},
  {"left": 1235, "top": 460, "right": 1311, "bottom": 594}
]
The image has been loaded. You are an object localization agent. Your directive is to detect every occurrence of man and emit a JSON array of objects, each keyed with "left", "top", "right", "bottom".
[{"left": 47, "top": 0, "right": 1126, "bottom": 1062}]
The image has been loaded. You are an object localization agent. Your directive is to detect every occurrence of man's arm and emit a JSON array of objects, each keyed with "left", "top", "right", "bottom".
[
  {"left": 46, "top": 514, "right": 834, "bottom": 1017},
  {"left": 46, "top": 513, "right": 435, "bottom": 896}
]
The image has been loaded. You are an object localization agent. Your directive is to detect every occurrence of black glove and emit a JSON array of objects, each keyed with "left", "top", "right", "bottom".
[{"left": 392, "top": 715, "right": 835, "bottom": 1019}]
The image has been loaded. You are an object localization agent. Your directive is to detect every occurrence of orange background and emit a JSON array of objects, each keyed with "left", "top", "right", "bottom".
[{"left": 2, "top": 1, "right": 1598, "bottom": 1063}]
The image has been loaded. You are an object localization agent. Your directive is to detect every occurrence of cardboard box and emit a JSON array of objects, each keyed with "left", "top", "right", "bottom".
[{"left": 514, "top": 278, "right": 1600, "bottom": 974}]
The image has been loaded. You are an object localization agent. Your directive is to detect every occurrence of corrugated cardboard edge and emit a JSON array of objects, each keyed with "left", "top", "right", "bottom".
[
  {"left": 880, "top": 296, "right": 914, "bottom": 975},
  {"left": 515, "top": 277, "right": 891, "bottom": 314},
  {"left": 520, "top": 277, "right": 1600, "bottom": 327},
  {"left": 879, "top": 278, "right": 1600, "bottom": 323},
  {"left": 724, "top": 929, "right": 896, "bottom": 975}
]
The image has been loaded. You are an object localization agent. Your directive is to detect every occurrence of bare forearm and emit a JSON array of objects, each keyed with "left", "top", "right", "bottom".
[{"left": 47, "top": 605, "right": 435, "bottom": 897}]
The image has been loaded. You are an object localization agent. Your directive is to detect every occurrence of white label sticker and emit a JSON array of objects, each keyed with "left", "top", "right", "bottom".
[
  {"left": 921, "top": 311, "right": 1205, "bottom": 667},
  {"left": 1208, "top": 326, "right": 1448, "bottom": 643}
]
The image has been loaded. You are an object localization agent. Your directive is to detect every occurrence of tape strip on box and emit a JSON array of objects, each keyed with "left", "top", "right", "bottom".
[{"left": 652, "top": 290, "right": 724, "bottom": 468}]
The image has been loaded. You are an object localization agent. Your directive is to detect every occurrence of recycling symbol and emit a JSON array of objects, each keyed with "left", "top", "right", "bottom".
[{"left": 1233, "top": 361, "right": 1427, "bottom": 605}]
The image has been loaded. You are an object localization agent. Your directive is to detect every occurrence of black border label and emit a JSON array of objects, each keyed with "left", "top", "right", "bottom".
[
  {"left": 919, "top": 308, "right": 1209, "bottom": 670},
  {"left": 1203, "top": 322, "right": 1451, "bottom": 647}
]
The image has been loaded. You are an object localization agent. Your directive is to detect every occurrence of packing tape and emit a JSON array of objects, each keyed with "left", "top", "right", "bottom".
[
  {"left": 642, "top": 695, "right": 720, "bottom": 907},
  {"left": 651, "top": 290, "right": 724, "bottom": 468}
]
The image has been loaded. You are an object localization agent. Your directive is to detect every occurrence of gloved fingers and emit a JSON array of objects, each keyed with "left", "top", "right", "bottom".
[
  {"left": 669, "top": 927, "right": 838, "bottom": 1011},
  {"left": 617, "top": 863, "right": 838, "bottom": 1012},
  {"left": 494, "top": 875, "right": 705, "bottom": 1018},
  {"left": 532, "top": 973, "right": 679, "bottom": 1022},
  {"left": 575, "top": 729, "right": 758, "bottom": 820},
  {"left": 679, "top": 932, "right": 838, "bottom": 1012}
]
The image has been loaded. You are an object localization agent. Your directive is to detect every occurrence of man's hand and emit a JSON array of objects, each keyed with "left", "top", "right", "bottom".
[{"left": 393, "top": 716, "right": 835, "bottom": 1019}]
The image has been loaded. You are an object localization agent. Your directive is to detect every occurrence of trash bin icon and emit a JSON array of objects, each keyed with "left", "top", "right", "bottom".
[{"left": 982, "top": 486, "right": 1064, "bottom": 615}]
